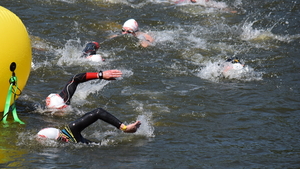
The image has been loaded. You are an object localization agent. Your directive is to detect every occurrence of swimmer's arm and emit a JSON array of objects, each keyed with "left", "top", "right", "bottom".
[
  {"left": 136, "top": 32, "right": 154, "bottom": 47},
  {"left": 144, "top": 34, "right": 154, "bottom": 43},
  {"left": 140, "top": 34, "right": 154, "bottom": 47},
  {"left": 140, "top": 41, "right": 150, "bottom": 48}
]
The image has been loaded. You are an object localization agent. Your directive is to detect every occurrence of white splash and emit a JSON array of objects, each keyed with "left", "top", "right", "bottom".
[
  {"left": 56, "top": 39, "right": 106, "bottom": 66},
  {"left": 197, "top": 60, "right": 263, "bottom": 82},
  {"left": 240, "top": 21, "right": 298, "bottom": 43},
  {"left": 136, "top": 113, "right": 155, "bottom": 138},
  {"left": 72, "top": 80, "right": 110, "bottom": 106}
]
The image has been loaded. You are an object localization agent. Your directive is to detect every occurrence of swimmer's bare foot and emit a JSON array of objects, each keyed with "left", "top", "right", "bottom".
[{"left": 121, "top": 121, "right": 141, "bottom": 133}]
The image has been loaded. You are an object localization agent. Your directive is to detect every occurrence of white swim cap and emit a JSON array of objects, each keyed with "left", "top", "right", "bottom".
[
  {"left": 122, "top": 19, "right": 138, "bottom": 32},
  {"left": 37, "top": 127, "right": 60, "bottom": 140},
  {"left": 46, "top": 93, "right": 67, "bottom": 109}
]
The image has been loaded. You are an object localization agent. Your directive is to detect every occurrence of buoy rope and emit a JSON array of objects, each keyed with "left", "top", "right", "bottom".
[{"left": 1, "top": 74, "right": 24, "bottom": 124}]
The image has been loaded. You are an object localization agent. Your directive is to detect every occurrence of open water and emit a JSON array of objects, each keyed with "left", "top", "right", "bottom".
[{"left": 0, "top": 0, "right": 300, "bottom": 168}]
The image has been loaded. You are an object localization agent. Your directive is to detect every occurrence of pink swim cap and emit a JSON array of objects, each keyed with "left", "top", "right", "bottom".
[{"left": 122, "top": 19, "right": 139, "bottom": 32}]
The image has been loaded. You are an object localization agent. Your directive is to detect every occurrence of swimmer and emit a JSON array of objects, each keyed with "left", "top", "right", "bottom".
[
  {"left": 80, "top": 41, "right": 105, "bottom": 62},
  {"left": 222, "top": 57, "right": 244, "bottom": 73},
  {"left": 111, "top": 19, "right": 154, "bottom": 48},
  {"left": 37, "top": 107, "right": 141, "bottom": 144},
  {"left": 46, "top": 70, "right": 122, "bottom": 110}
]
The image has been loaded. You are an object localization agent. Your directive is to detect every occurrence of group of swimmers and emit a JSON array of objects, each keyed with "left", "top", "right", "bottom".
[
  {"left": 37, "top": 19, "right": 149, "bottom": 144},
  {"left": 80, "top": 19, "right": 154, "bottom": 62},
  {"left": 37, "top": 0, "right": 242, "bottom": 144}
]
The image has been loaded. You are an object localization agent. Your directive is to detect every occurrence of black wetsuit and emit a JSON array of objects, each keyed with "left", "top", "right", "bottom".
[
  {"left": 58, "top": 72, "right": 100, "bottom": 106},
  {"left": 59, "top": 108, "right": 123, "bottom": 144}
]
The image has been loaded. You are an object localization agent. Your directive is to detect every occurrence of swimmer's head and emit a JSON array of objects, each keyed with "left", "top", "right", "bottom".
[
  {"left": 122, "top": 19, "right": 138, "bottom": 34},
  {"left": 37, "top": 127, "right": 60, "bottom": 140},
  {"left": 226, "top": 57, "right": 241, "bottom": 64},
  {"left": 46, "top": 94, "right": 67, "bottom": 109},
  {"left": 82, "top": 41, "right": 100, "bottom": 56}
]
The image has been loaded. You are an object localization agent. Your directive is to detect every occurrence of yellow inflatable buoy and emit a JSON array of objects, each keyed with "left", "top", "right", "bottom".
[{"left": 0, "top": 6, "right": 32, "bottom": 113}]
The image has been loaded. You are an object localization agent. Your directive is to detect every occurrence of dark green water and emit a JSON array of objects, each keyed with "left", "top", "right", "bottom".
[{"left": 0, "top": 0, "right": 299, "bottom": 168}]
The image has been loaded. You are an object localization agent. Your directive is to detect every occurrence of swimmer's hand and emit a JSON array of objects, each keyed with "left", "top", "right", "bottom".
[
  {"left": 102, "top": 70, "right": 123, "bottom": 80},
  {"left": 120, "top": 121, "right": 141, "bottom": 133}
]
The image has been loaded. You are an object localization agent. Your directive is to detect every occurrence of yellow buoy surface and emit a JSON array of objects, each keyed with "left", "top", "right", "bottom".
[{"left": 0, "top": 6, "right": 32, "bottom": 112}]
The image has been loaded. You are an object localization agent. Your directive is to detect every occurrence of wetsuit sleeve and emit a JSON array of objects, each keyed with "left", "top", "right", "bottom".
[{"left": 58, "top": 72, "right": 100, "bottom": 105}]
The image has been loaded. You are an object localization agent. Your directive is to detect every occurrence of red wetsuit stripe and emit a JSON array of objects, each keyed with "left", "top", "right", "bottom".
[{"left": 86, "top": 72, "right": 99, "bottom": 80}]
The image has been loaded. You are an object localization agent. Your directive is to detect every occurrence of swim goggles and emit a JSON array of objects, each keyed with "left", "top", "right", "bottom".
[{"left": 122, "top": 28, "right": 134, "bottom": 34}]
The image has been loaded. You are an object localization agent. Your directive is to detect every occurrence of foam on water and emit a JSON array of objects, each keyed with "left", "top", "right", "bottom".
[
  {"left": 33, "top": 104, "right": 86, "bottom": 117},
  {"left": 30, "top": 37, "right": 105, "bottom": 71},
  {"left": 173, "top": 0, "right": 238, "bottom": 14},
  {"left": 88, "top": 110, "right": 155, "bottom": 146},
  {"left": 240, "top": 20, "right": 300, "bottom": 43},
  {"left": 31, "top": 59, "right": 54, "bottom": 71},
  {"left": 31, "top": 35, "right": 54, "bottom": 52},
  {"left": 136, "top": 113, "right": 155, "bottom": 137},
  {"left": 56, "top": 39, "right": 107, "bottom": 67},
  {"left": 197, "top": 0, "right": 228, "bottom": 9},
  {"left": 129, "top": 101, "right": 155, "bottom": 138},
  {"left": 31, "top": 37, "right": 120, "bottom": 69},
  {"left": 151, "top": 0, "right": 228, "bottom": 8},
  {"left": 197, "top": 59, "right": 263, "bottom": 82},
  {"left": 31, "top": 36, "right": 57, "bottom": 71},
  {"left": 71, "top": 69, "right": 133, "bottom": 105}
]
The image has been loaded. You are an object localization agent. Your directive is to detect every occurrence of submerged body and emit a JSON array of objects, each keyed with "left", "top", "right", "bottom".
[{"left": 221, "top": 57, "right": 244, "bottom": 77}]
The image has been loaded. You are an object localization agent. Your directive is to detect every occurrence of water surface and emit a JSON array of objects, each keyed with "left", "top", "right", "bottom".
[{"left": 0, "top": 0, "right": 299, "bottom": 168}]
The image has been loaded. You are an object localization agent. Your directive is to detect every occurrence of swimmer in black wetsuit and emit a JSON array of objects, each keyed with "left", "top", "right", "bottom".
[
  {"left": 46, "top": 70, "right": 122, "bottom": 109},
  {"left": 37, "top": 108, "right": 141, "bottom": 144}
]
